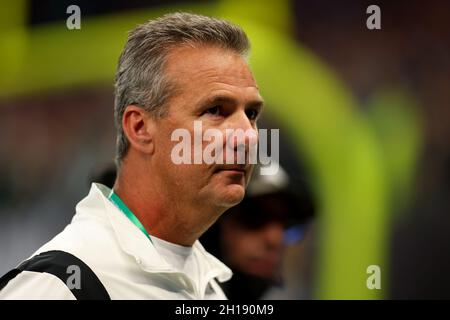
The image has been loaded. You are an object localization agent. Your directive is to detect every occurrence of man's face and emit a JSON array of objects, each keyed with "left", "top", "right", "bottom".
[
  {"left": 151, "top": 44, "right": 263, "bottom": 217},
  {"left": 221, "top": 217, "right": 285, "bottom": 280}
]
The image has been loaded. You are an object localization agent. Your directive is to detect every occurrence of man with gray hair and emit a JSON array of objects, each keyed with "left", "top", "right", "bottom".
[{"left": 0, "top": 12, "right": 264, "bottom": 299}]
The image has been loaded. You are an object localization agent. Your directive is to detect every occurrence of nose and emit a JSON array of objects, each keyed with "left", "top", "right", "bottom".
[
  {"left": 225, "top": 111, "right": 258, "bottom": 155},
  {"left": 261, "top": 221, "right": 284, "bottom": 252}
]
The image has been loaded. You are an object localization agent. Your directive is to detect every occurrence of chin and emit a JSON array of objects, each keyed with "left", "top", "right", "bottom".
[{"left": 217, "top": 184, "right": 246, "bottom": 208}]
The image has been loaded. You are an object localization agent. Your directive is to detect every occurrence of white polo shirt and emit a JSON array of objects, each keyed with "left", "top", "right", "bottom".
[{"left": 0, "top": 183, "right": 232, "bottom": 299}]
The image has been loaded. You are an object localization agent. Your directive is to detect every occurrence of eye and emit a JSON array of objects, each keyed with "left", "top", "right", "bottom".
[
  {"left": 246, "top": 108, "right": 259, "bottom": 120},
  {"left": 203, "top": 105, "right": 221, "bottom": 116}
]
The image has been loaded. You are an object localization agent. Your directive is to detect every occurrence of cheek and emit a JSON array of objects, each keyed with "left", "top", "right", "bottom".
[
  {"left": 245, "top": 166, "right": 255, "bottom": 185},
  {"left": 154, "top": 123, "right": 215, "bottom": 184},
  {"left": 224, "top": 234, "right": 260, "bottom": 267},
  {"left": 224, "top": 226, "right": 254, "bottom": 252},
  {"left": 156, "top": 124, "right": 187, "bottom": 162},
  {"left": 153, "top": 140, "right": 173, "bottom": 170}
]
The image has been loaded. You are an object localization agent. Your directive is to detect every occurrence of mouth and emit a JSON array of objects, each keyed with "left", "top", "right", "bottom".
[
  {"left": 247, "top": 256, "right": 280, "bottom": 277},
  {"left": 214, "top": 165, "right": 248, "bottom": 174}
]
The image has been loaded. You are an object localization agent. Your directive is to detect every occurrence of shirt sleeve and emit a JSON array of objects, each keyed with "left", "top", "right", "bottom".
[{"left": 0, "top": 271, "right": 76, "bottom": 300}]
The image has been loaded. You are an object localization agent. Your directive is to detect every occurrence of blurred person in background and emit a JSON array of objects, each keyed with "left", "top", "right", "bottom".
[{"left": 200, "top": 162, "right": 315, "bottom": 299}]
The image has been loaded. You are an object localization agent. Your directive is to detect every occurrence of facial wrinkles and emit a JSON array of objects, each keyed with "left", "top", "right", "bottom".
[
  {"left": 165, "top": 46, "right": 257, "bottom": 98},
  {"left": 193, "top": 67, "right": 257, "bottom": 87}
]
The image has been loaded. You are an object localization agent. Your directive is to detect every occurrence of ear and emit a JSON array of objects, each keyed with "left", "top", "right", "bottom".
[{"left": 122, "top": 105, "right": 155, "bottom": 156}]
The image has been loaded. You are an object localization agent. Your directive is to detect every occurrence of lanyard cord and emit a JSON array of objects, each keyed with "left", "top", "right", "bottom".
[{"left": 108, "top": 190, "right": 153, "bottom": 244}]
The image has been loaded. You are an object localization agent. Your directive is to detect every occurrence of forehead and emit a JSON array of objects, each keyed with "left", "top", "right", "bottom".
[{"left": 164, "top": 44, "right": 259, "bottom": 96}]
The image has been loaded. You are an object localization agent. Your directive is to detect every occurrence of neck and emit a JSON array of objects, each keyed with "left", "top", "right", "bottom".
[{"left": 113, "top": 162, "right": 223, "bottom": 246}]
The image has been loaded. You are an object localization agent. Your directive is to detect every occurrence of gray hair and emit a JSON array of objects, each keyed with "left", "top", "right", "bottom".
[{"left": 114, "top": 12, "right": 250, "bottom": 167}]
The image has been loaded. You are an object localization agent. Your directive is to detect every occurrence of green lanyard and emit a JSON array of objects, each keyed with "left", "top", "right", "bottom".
[{"left": 108, "top": 190, "right": 153, "bottom": 244}]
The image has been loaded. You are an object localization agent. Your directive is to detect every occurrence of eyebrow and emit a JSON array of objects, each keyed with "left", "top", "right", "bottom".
[{"left": 200, "top": 94, "right": 265, "bottom": 110}]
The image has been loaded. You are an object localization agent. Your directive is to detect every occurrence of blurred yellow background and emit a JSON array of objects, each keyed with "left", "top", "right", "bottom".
[{"left": 1, "top": 0, "right": 449, "bottom": 299}]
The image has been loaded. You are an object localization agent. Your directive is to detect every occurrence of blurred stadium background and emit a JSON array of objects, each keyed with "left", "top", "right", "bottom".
[{"left": 1, "top": 0, "right": 449, "bottom": 299}]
